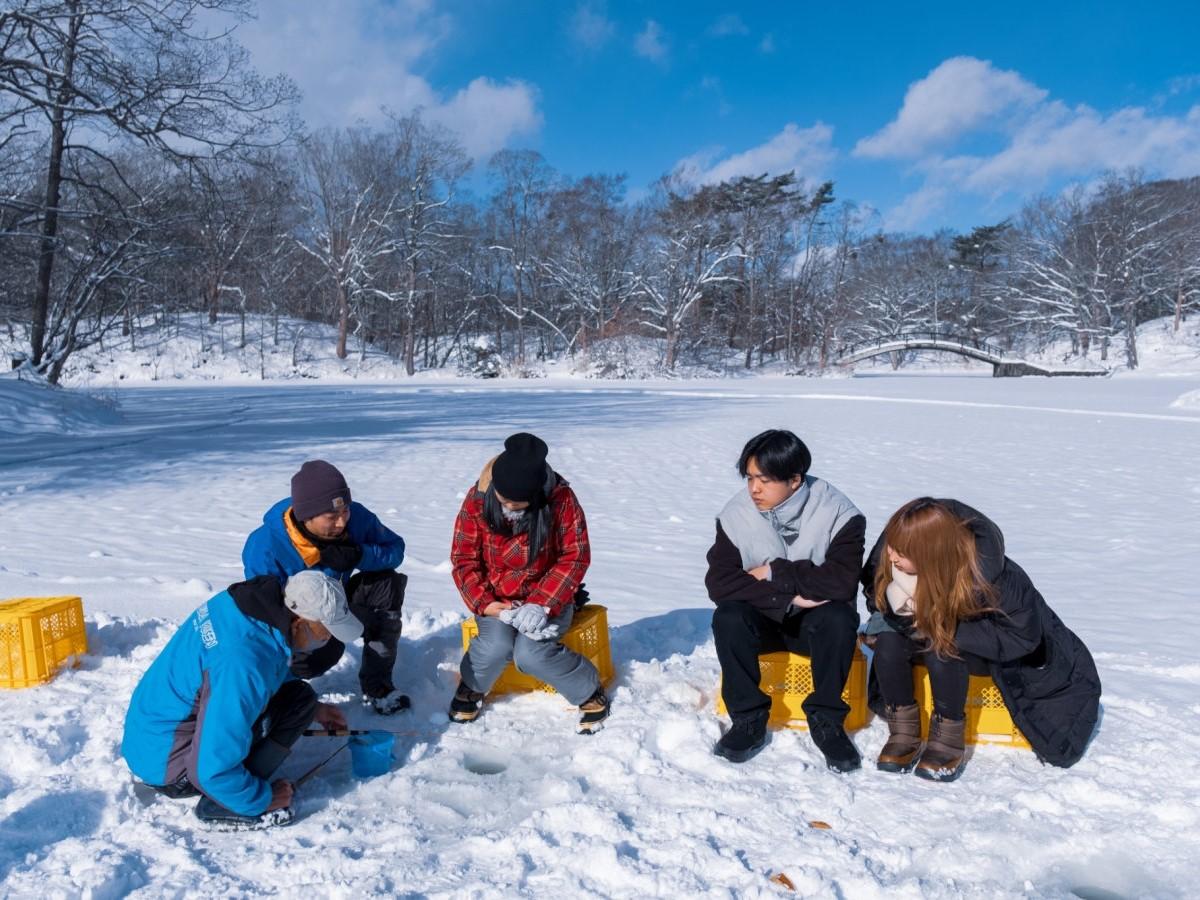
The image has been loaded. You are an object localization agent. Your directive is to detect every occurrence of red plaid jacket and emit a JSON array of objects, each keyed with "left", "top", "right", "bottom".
[{"left": 450, "top": 467, "right": 590, "bottom": 617}]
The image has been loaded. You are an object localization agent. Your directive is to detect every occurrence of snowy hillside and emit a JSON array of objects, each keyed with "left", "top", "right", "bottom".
[{"left": 2, "top": 374, "right": 1199, "bottom": 897}]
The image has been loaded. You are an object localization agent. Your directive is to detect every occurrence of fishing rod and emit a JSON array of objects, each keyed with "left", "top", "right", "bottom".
[
  {"left": 303, "top": 727, "right": 435, "bottom": 738},
  {"left": 294, "top": 741, "right": 350, "bottom": 787}
]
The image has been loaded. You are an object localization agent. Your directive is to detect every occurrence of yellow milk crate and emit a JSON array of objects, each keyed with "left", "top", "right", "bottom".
[
  {"left": 717, "top": 648, "right": 871, "bottom": 732},
  {"left": 461, "top": 604, "right": 614, "bottom": 695},
  {"left": 912, "top": 665, "right": 1031, "bottom": 749},
  {"left": 0, "top": 596, "right": 88, "bottom": 689}
]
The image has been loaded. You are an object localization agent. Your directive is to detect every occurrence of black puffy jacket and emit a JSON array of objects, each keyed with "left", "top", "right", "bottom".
[{"left": 862, "top": 500, "right": 1101, "bottom": 768}]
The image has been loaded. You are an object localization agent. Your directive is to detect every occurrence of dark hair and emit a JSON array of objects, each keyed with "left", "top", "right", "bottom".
[
  {"left": 483, "top": 471, "right": 557, "bottom": 567},
  {"left": 736, "top": 429, "right": 812, "bottom": 481}
]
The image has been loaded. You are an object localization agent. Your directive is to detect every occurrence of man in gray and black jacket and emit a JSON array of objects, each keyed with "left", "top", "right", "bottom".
[{"left": 705, "top": 429, "right": 865, "bottom": 771}]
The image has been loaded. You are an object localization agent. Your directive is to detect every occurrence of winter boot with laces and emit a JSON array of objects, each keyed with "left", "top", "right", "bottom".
[
  {"left": 876, "top": 703, "right": 923, "bottom": 774},
  {"left": 713, "top": 709, "right": 769, "bottom": 763},
  {"left": 448, "top": 682, "right": 485, "bottom": 723},
  {"left": 806, "top": 713, "right": 862, "bottom": 773},
  {"left": 577, "top": 686, "right": 611, "bottom": 734},
  {"left": 914, "top": 714, "right": 966, "bottom": 782}
]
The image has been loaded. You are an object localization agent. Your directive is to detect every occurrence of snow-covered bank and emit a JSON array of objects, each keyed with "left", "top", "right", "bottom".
[
  {"left": 1, "top": 377, "right": 1199, "bottom": 897},
  {"left": 5, "top": 312, "right": 1198, "bottom": 389},
  {"left": 0, "top": 374, "right": 121, "bottom": 435}
]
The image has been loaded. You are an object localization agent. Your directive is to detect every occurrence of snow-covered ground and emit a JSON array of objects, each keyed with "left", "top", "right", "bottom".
[{"left": 2, "top": 373, "right": 1199, "bottom": 898}]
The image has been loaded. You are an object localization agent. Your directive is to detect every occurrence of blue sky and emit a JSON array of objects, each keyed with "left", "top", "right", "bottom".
[{"left": 239, "top": 1, "right": 1200, "bottom": 232}]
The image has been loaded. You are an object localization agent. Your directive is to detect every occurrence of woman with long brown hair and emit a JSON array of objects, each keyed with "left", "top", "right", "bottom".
[{"left": 861, "top": 498, "right": 1100, "bottom": 782}]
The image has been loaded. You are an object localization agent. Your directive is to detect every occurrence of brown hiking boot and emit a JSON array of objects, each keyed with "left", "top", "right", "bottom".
[
  {"left": 577, "top": 687, "right": 610, "bottom": 734},
  {"left": 877, "top": 703, "right": 922, "bottom": 774},
  {"left": 448, "top": 682, "right": 485, "bottom": 723},
  {"left": 915, "top": 714, "right": 966, "bottom": 782}
]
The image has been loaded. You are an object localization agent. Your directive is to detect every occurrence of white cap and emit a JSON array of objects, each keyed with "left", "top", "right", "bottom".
[{"left": 284, "top": 570, "right": 363, "bottom": 645}]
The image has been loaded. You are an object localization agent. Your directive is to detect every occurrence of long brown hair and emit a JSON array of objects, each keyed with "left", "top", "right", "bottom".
[{"left": 873, "top": 498, "right": 998, "bottom": 658}]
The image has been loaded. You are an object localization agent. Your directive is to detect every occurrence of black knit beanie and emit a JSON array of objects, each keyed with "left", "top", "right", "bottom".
[
  {"left": 291, "top": 460, "right": 351, "bottom": 521},
  {"left": 491, "top": 433, "right": 549, "bottom": 502}
]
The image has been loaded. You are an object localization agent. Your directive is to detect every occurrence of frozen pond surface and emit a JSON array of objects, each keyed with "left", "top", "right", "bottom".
[{"left": 1, "top": 374, "right": 1198, "bottom": 897}]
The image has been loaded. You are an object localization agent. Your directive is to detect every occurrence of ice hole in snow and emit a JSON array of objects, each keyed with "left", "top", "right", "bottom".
[{"left": 462, "top": 750, "right": 509, "bottom": 776}]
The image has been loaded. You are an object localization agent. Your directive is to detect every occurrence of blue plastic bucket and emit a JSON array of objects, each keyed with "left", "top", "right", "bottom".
[{"left": 349, "top": 731, "right": 395, "bottom": 778}]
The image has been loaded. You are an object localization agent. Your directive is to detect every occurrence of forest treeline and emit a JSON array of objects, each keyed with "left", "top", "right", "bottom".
[{"left": 3, "top": 2, "right": 1198, "bottom": 383}]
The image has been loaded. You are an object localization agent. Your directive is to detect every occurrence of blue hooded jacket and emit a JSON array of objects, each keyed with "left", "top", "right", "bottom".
[
  {"left": 122, "top": 579, "right": 295, "bottom": 815},
  {"left": 242, "top": 498, "right": 404, "bottom": 584}
]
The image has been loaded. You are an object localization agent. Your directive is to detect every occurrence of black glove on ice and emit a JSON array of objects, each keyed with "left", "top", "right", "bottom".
[{"left": 319, "top": 542, "right": 363, "bottom": 572}]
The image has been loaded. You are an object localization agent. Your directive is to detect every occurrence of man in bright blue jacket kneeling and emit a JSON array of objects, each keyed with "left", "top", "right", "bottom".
[
  {"left": 243, "top": 460, "right": 409, "bottom": 714},
  {"left": 122, "top": 571, "right": 357, "bottom": 830}
]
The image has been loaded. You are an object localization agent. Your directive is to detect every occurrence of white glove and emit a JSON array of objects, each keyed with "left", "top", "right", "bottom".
[
  {"left": 501, "top": 603, "right": 549, "bottom": 635},
  {"left": 523, "top": 622, "right": 562, "bottom": 642}
]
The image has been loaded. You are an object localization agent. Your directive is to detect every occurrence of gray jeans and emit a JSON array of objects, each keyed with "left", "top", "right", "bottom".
[{"left": 460, "top": 605, "right": 599, "bottom": 705}]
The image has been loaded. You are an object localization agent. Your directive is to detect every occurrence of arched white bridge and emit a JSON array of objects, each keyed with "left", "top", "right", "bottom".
[{"left": 836, "top": 332, "right": 1108, "bottom": 377}]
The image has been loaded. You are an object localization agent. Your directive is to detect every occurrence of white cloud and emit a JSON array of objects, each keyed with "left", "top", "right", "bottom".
[
  {"left": 708, "top": 14, "right": 749, "bottom": 37},
  {"left": 759, "top": 33, "right": 776, "bottom": 54},
  {"left": 234, "top": 0, "right": 540, "bottom": 159},
  {"left": 880, "top": 184, "right": 951, "bottom": 233},
  {"left": 425, "top": 78, "right": 543, "bottom": 160},
  {"left": 570, "top": 3, "right": 616, "bottom": 50},
  {"left": 854, "top": 57, "right": 1046, "bottom": 159},
  {"left": 674, "top": 123, "right": 836, "bottom": 185},
  {"left": 859, "top": 57, "right": 1200, "bottom": 228},
  {"left": 960, "top": 102, "right": 1200, "bottom": 193},
  {"left": 634, "top": 20, "right": 668, "bottom": 63}
]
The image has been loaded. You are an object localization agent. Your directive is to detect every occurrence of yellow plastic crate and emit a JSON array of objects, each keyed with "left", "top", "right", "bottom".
[
  {"left": 0, "top": 596, "right": 88, "bottom": 689},
  {"left": 461, "top": 604, "right": 614, "bottom": 695},
  {"left": 717, "top": 649, "right": 871, "bottom": 732},
  {"left": 912, "top": 665, "right": 1031, "bottom": 749}
]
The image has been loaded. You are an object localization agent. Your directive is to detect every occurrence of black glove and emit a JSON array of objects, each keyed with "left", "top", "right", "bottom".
[{"left": 319, "top": 542, "right": 363, "bottom": 572}]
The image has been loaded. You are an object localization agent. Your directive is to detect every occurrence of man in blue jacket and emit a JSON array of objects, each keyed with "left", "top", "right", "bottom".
[
  {"left": 243, "top": 460, "right": 409, "bottom": 714},
  {"left": 123, "top": 571, "right": 356, "bottom": 830}
]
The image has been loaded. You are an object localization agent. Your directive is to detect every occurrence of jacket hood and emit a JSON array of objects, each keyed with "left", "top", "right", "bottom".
[
  {"left": 229, "top": 575, "right": 295, "bottom": 638},
  {"left": 939, "top": 498, "right": 1006, "bottom": 584}
]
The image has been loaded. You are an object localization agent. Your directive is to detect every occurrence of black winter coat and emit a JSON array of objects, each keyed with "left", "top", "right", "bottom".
[{"left": 862, "top": 500, "right": 1101, "bottom": 768}]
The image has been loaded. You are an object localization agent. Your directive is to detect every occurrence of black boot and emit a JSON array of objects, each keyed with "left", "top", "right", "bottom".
[
  {"left": 194, "top": 739, "right": 296, "bottom": 830},
  {"left": 194, "top": 796, "right": 295, "bottom": 831},
  {"left": 714, "top": 710, "right": 769, "bottom": 763},
  {"left": 807, "top": 713, "right": 862, "bottom": 773}
]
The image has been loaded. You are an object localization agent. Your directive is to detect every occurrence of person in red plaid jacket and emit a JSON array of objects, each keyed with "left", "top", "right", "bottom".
[{"left": 448, "top": 433, "right": 610, "bottom": 734}]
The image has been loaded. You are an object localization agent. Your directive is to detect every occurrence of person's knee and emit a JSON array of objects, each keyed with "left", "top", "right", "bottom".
[
  {"left": 808, "top": 602, "right": 859, "bottom": 640},
  {"left": 271, "top": 680, "right": 318, "bottom": 732},
  {"left": 468, "top": 623, "right": 516, "bottom": 666},
  {"left": 872, "top": 630, "right": 909, "bottom": 662},
  {"left": 712, "top": 603, "right": 759, "bottom": 640},
  {"left": 279, "top": 678, "right": 318, "bottom": 709},
  {"left": 511, "top": 637, "right": 558, "bottom": 674},
  {"left": 348, "top": 569, "right": 406, "bottom": 614}
]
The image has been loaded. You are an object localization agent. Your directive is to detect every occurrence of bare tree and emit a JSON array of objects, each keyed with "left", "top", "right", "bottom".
[
  {"left": 487, "top": 149, "right": 555, "bottom": 366},
  {"left": 634, "top": 180, "right": 742, "bottom": 370},
  {"left": 296, "top": 129, "right": 399, "bottom": 360},
  {"left": 385, "top": 113, "right": 469, "bottom": 374},
  {"left": 539, "top": 173, "right": 639, "bottom": 353},
  {"left": 0, "top": 0, "right": 296, "bottom": 380}
]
